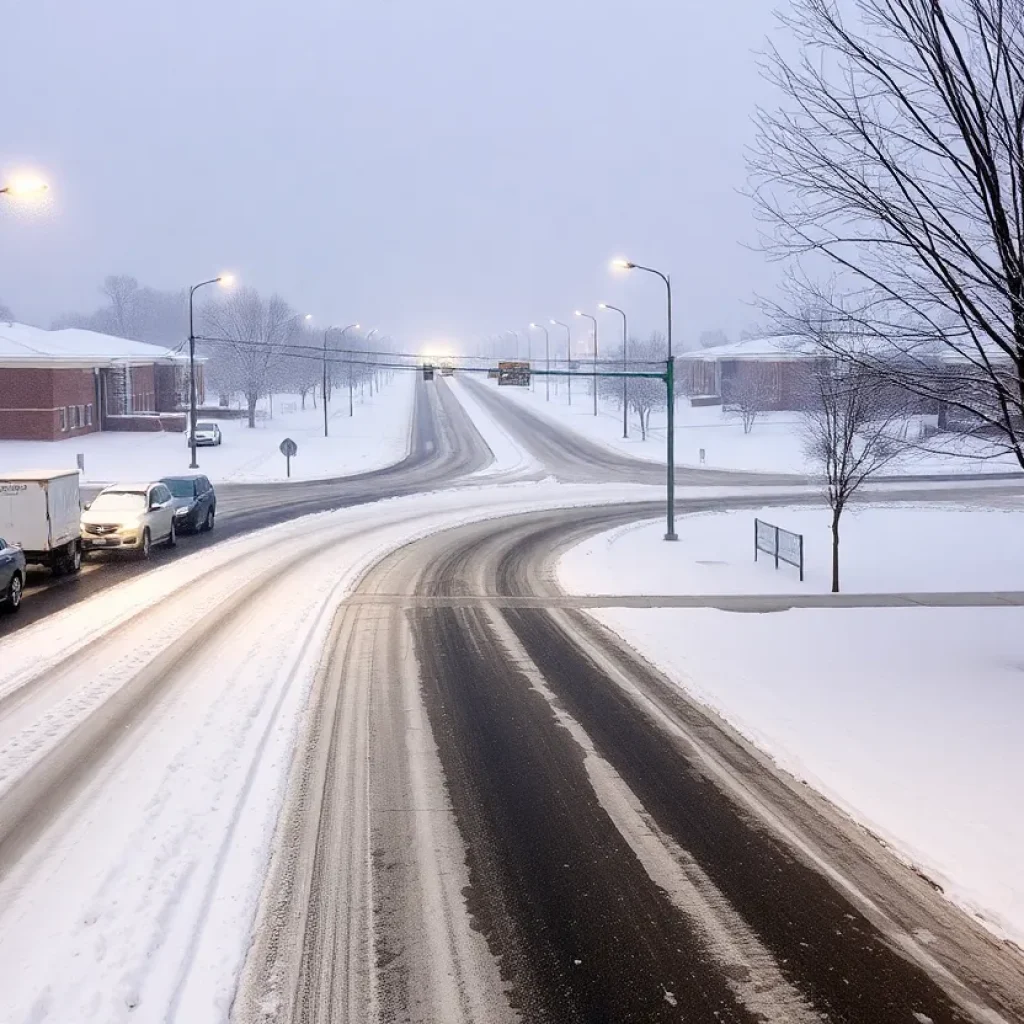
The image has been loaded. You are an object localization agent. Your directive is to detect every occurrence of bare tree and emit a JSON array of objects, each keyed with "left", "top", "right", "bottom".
[
  {"left": 750, "top": 0, "right": 1024, "bottom": 471},
  {"left": 723, "top": 364, "right": 778, "bottom": 433},
  {"left": 698, "top": 329, "right": 730, "bottom": 350},
  {"left": 600, "top": 334, "right": 668, "bottom": 440},
  {"left": 0, "top": 300, "right": 13, "bottom": 322},
  {"left": 201, "top": 287, "right": 295, "bottom": 427},
  {"left": 100, "top": 275, "right": 142, "bottom": 338},
  {"left": 798, "top": 333, "right": 907, "bottom": 592}
]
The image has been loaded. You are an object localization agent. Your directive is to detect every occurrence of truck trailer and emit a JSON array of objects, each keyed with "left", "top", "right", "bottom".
[{"left": 0, "top": 470, "right": 83, "bottom": 575}]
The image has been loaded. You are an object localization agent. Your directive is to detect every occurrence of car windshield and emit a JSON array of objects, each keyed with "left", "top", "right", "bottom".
[
  {"left": 90, "top": 491, "right": 146, "bottom": 513},
  {"left": 197, "top": 422, "right": 217, "bottom": 431},
  {"left": 163, "top": 479, "right": 195, "bottom": 498}
]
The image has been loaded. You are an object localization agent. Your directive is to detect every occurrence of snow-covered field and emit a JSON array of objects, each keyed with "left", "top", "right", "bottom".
[
  {"left": 559, "top": 500, "right": 1024, "bottom": 594},
  {"left": 494, "top": 380, "right": 1020, "bottom": 476},
  {"left": 558, "top": 500, "right": 1024, "bottom": 946},
  {"left": 0, "top": 373, "right": 415, "bottom": 485}
]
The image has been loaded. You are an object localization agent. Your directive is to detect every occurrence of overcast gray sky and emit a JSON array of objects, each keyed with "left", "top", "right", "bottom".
[{"left": 1, "top": 0, "right": 782, "bottom": 351}]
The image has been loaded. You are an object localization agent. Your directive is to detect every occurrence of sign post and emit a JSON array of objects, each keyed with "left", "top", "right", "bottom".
[{"left": 279, "top": 437, "right": 298, "bottom": 478}]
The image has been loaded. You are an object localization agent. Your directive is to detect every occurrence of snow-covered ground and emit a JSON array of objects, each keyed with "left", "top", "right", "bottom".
[
  {"left": 559, "top": 500, "right": 1024, "bottom": 594},
  {"left": 558, "top": 499, "right": 1024, "bottom": 946},
  {"left": 0, "top": 373, "right": 415, "bottom": 485},
  {"left": 492, "top": 379, "right": 1020, "bottom": 476}
]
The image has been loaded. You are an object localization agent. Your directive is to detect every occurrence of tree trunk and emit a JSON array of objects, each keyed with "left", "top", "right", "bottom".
[
  {"left": 247, "top": 393, "right": 257, "bottom": 428},
  {"left": 830, "top": 507, "right": 841, "bottom": 593}
]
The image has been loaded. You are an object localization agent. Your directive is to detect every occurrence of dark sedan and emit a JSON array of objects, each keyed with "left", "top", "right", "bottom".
[
  {"left": 0, "top": 536, "right": 27, "bottom": 614},
  {"left": 160, "top": 474, "right": 217, "bottom": 534}
]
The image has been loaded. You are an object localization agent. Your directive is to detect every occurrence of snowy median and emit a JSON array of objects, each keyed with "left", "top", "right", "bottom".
[{"left": 558, "top": 499, "right": 1024, "bottom": 946}]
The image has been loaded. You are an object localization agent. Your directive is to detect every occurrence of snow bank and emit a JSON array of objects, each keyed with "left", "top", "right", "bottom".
[
  {"left": 0, "top": 374, "right": 415, "bottom": 485},
  {"left": 559, "top": 501, "right": 1024, "bottom": 595},
  {"left": 590, "top": 605, "right": 1024, "bottom": 946}
]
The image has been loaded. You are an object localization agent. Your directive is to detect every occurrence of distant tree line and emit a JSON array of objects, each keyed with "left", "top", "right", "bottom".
[{"left": 47, "top": 274, "right": 392, "bottom": 428}]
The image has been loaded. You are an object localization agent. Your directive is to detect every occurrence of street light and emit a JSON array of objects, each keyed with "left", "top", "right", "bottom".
[
  {"left": 600, "top": 303, "right": 628, "bottom": 438},
  {"left": 575, "top": 310, "right": 599, "bottom": 416},
  {"left": 613, "top": 258, "right": 676, "bottom": 540},
  {"left": 550, "top": 320, "right": 572, "bottom": 405},
  {"left": 366, "top": 328, "right": 378, "bottom": 395},
  {"left": 0, "top": 177, "right": 48, "bottom": 197},
  {"left": 323, "top": 323, "right": 360, "bottom": 427},
  {"left": 529, "top": 323, "right": 550, "bottom": 401},
  {"left": 188, "top": 274, "right": 235, "bottom": 469}
]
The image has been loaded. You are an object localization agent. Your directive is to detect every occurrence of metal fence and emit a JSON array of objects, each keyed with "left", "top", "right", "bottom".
[{"left": 754, "top": 518, "right": 804, "bottom": 582}]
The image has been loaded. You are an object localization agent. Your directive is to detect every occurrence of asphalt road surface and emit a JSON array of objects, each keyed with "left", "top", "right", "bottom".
[{"left": 233, "top": 502, "right": 1024, "bottom": 1024}]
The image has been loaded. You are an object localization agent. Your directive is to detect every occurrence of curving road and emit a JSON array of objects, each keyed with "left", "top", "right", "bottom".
[
  {"left": 233, "top": 500, "right": 1024, "bottom": 1024},
  {"left": 9, "top": 374, "right": 493, "bottom": 633}
]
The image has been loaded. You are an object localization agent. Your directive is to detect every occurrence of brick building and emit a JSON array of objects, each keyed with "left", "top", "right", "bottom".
[
  {"left": 0, "top": 322, "right": 203, "bottom": 441},
  {"left": 678, "top": 336, "right": 820, "bottom": 411}
]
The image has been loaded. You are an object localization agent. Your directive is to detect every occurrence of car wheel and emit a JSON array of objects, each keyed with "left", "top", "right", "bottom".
[
  {"left": 71, "top": 543, "right": 82, "bottom": 573},
  {"left": 203, "top": 507, "right": 215, "bottom": 532},
  {"left": 139, "top": 528, "right": 152, "bottom": 560},
  {"left": 3, "top": 573, "right": 23, "bottom": 614},
  {"left": 167, "top": 522, "right": 177, "bottom": 548}
]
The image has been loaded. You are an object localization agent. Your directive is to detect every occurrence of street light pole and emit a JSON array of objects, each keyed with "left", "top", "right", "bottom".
[
  {"left": 614, "top": 259, "right": 676, "bottom": 539},
  {"left": 340, "top": 323, "right": 360, "bottom": 416},
  {"left": 530, "top": 323, "right": 550, "bottom": 401},
  {"left": 600, "top": 303, "right": 628, "bottom": 438},
  {"left": 323, "top": 328, "right": 332, "bottom": 437},
  {"left": 366, "top": 328, "right": 379, "bottom": 395},
  {"left": 551, "top": 320, "right": 572, "bottom": 405},
  {"left": 575, "top": 311, "right": 599, "bottom": 416},
  {"left": 188, "top": 275, "right": 232, "bottom": 469}
]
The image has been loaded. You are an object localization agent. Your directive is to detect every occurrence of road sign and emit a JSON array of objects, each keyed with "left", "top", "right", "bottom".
[{"left": 280, "top": 437, "right": 298, "bottom": 478}]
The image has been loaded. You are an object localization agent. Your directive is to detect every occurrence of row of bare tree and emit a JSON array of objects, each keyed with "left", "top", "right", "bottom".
[{"left": 48, "top": 276, "right": 390, "bottom": 429}]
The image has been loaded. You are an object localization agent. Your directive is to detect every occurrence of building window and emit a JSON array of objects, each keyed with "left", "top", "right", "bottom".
[
  {"left": 77, "top": 405, "right": 84, "bottom": 427},
  {"left": 59, "top": 407, "right": 67, "bottom": 432},
  {"left": 86, "top": 404, "right": 93, "bottom": 426},
  {"left": 66, "top": 406, "right": 73, "bottom": 429}
]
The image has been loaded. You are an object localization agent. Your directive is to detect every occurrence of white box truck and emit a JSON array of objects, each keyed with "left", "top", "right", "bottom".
[{"left": 0, "top": 470, "right": 82, "bottom": 575}]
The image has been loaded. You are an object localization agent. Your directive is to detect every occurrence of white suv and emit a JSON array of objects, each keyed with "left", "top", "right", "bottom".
[{"left": 81, "top": 482, "right": 177, "bottom": 559}]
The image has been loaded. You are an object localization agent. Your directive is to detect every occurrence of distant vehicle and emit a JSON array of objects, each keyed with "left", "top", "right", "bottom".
[
  {"left": 0, "top": 536, "right": 27, "bottom": 614},
  {"left": 422, "top": 364, "right": 435, "bottom": 381},
  {"left": 0, "top": 470, "right": 82, "bottom": 575},
  {"left": 160, "top": 474, "right": 217, "bottom": 534},
  {"left": 81, "top": 482, "right": 177, "bottom": 559},
  {"left": 440, "top": 359, "right": 455, "bottom": 377},
  {"left": 497, "top": 360, "right": 530, "bottom": 386},
  {"left": 186, "top": 421, "right": 223, "bottom": 447}
]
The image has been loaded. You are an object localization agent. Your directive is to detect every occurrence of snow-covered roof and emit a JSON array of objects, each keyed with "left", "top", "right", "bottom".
[
  {"left": 681, "top": 336, "right": 818, "bottom": 361},
  {"left": 0, "top": 322, "right": 190, "bottom": 368}
]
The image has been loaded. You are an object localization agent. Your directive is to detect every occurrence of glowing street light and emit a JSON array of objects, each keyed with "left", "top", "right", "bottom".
[
  {"left": 0, "top": 177, "right": 49, "bottom": 197},
  {"left": 188, "top": 274, "right": 235, "bottom": 469}
]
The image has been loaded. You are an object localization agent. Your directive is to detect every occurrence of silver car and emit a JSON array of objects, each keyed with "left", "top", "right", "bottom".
[{"left": 81, "top": 482, "right": 177, "bottom": 559}]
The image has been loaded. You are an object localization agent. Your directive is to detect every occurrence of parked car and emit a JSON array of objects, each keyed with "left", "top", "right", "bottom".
[
  {"left": 160, "top": 474, "right": 217, "bottom": 534},
  {"left": 186, "top": 421, "right": 223, "bottom": 447},
  {"left": 0, "top": 470, "right": 82, "bottom": 575},
  {"left": 81, "top": 482, "right": 177, "bottom": 559},
  {"left": 0, "top": 536, "right": 27, "bottom": 614}
]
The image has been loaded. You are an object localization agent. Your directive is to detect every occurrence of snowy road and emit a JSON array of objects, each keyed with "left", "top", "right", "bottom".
[
  {"left": 230, "top": 503, "right": 1024, "bottom": 1024},
  {"left": 2, "top": 372, "right": 1023, "bottom": 1023}
]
